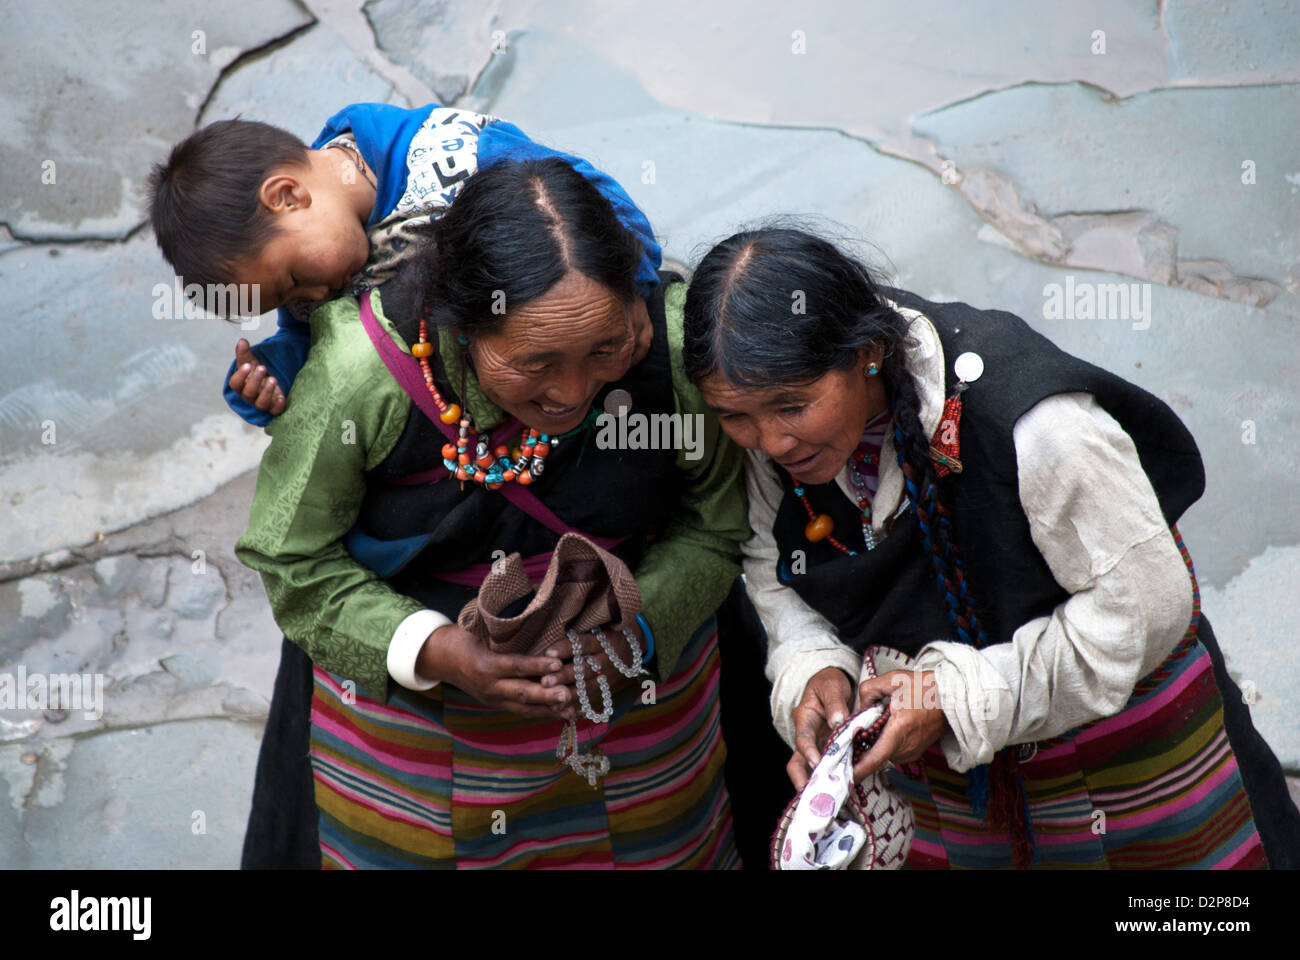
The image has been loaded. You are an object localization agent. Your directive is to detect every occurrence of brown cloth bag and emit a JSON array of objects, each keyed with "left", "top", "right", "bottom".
[{"left": 458, "top": 533, "right": 643, "bottom": 655}]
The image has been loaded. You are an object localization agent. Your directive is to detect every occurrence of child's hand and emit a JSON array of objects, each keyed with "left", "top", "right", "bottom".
[{"left": 229, "top": 339, "right": 287, "bottom": 416}]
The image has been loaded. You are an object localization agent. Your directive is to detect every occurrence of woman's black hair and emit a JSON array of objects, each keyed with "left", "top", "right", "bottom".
[
  {"left": 419, "top": 156, "right": 643, "bottom": 335},
  {"left": 683, "top": 227, "right": 991, "bottom": 648}
]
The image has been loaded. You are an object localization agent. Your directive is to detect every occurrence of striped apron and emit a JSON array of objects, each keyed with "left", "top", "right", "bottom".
[
  {"left": 890, "top": 578, "right": 1268, "bottom": 869},
  {"left": 307, "top": 617, "right": 740, "bottom": 869}
]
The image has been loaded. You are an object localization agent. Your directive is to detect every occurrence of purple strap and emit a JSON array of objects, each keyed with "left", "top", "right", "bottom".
[
  {"left": 356, "top": 293, "right": 624, "bottom": 552},
  {"left": 432, "top": 551, "right": 555, "bottom": 588}
]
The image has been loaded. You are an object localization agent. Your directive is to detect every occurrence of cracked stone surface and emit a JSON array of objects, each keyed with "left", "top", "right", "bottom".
[
  {"left": 2, "top": 0, "right": 313, "bottom": 241},
  {"left": 0, "top": 472, "right": 279, "bottom": 867},
  {"left": 2, "top": 0, "right": 1296, "bottom": 867},
  {"left": 445, "top": 0, "right": 1175, "bottom": 154},
  {"left": 0, "top": 720, "right": 263, "bottom": 869},
  {"left": 198, "top": 23, "right": 398, "bottom": 140},
  {"left": 913, "top": 82, "right": 1300, "bottom": 314},
  {"left": 0, "top": 232, "right": 271, "bottom": 564},
  {"left": 364, "top": 0, "right": 505, "bottom": 104}
]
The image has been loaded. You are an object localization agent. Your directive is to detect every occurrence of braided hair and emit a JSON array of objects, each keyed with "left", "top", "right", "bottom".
[{"left": 682, "top": 227, "right": 989, "bottom": 647}]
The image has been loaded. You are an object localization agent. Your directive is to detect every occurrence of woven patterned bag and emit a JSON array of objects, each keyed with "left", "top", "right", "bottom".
[
  {"left": 772, "top": 646, "right": 916, "bottom": 870},
  {"left": 458, "top": 532, "right": 643, "bottom": 655}
]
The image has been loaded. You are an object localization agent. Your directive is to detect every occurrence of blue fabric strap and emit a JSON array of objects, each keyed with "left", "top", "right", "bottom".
[{"left": 635, "top": 613, "right": 655, "bottom": 664}]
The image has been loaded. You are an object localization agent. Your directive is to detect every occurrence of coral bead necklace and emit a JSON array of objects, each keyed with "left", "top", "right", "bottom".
[
  {"left": 797, "top": 450, "right": 877, "bottom": 557},
  {"left": 414, "top": 318, "right": 556, "bottom": 489}
]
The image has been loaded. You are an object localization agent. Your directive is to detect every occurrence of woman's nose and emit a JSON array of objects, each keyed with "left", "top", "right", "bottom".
[
  {"left": 542, "top": 372, "right": 590, "bottom": 408},
  {"left": 757, "top": 422, "right": 799, "bottom": 460}
]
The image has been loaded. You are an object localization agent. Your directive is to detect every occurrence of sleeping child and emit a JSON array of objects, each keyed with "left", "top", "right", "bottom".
[{"left": 146, "top": 102, "right": 660, "bottom": 424}]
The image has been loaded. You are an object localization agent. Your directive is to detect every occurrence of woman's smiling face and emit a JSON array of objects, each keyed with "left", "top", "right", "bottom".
[
  {"left": 698, "top": 345, "right": 887, "bottom": 486},
  {"left": 467, "top": 269, "right": 638, "bottom": 436}
]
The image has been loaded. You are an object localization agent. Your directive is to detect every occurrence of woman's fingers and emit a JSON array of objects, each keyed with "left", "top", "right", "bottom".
[
  {"left": 543, "top": 631, "right": 599, "bottom": 660},
  {"left": 489, "top": 654, "right": 570, "bottom": 707},
  {"left": 542, "top": 664, "right": 575, "bottom": 688},
  {"left": 490, "top": 676, "right": 569, "bottom": 712},
  {"left": 819, "top": 678, "right": 851, "bottom": 731},
  {"left": 857, "top": 674, "right": 895, "bottom": 708},
  {"left": 787, "top": 750, "right": 812, "bottom": 792},
  {"left": 792, "top": 704, "right": 828, "bottom": 770},
  {"left": 852, "top": 721, "right": 902, "bottom": 782},
  {"left": 790, "top": 668, "right": 852, "bottom": 770},
  {"left": 502, "top": 653, "right": 564, "bottom": 678}
]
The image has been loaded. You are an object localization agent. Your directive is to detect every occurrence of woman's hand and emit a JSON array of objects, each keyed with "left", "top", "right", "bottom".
[
  {"left": 850, "top": 669, "right": 949, "bottom": 782},
  {"left": 229, "top": 339, "right": 287, "bottom": 415},
  {"left": 416, "top": 623, "right": 573, "bottom": 719},
  {"left": 786, "top": 666, "right": 855, "bottom": 791},
  {"left": 539, "top": 623, "right": 647, "bottom": 711}
]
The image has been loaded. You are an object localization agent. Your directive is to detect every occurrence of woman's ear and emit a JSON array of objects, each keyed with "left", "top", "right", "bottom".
[
  {"left": 855, "top": 343, "right": 885, "bottom": 373},
  {"left": 259, "top": 173, "right": 310, "bottom": 214}
]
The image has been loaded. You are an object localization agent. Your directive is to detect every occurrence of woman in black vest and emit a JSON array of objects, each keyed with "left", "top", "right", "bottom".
[{"left": 683, "top": 227, "right": 1299, "bottom": 868}]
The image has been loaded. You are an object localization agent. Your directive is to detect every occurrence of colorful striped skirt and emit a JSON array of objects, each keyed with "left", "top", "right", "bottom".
[
  {"left": 888, "top": 625, "right": 1269, "bottom": 869},
  {"left": 307, "top": 619, "right": 740, "bottom": 869}
]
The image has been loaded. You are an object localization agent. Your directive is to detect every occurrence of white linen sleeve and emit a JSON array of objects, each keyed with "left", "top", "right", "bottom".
[
  {"left": 387, "top": 608, "right": 454, "bottom": 691},
  {"left": 742, "top": 449, "right": 864, "bottom": 750},
  {"left": 914, "top": 392, "right": 1193, "bottom": 771}
]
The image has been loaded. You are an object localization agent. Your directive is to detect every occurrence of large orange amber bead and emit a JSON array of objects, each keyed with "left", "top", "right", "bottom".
[
  {"left": 440, "top": 403, "right": 461, "bottom": 424},
  {"left": 411, "top": 341, "right": 433, "bottom": 359},
  {"left": 804, "top": 514, "right": 834, "bottom": 542}
]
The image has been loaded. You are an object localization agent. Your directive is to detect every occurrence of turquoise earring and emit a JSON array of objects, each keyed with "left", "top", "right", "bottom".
[{"left": 866, "top": 363, "right": 880, "bottom": 376}]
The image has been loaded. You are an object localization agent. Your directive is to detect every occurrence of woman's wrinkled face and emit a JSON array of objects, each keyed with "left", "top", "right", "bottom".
[
  {"left": 468, "top": 269, "right": 637, "bottom": 436},
  {"left": 698, "top": 347, "right": 885, "bottom": 486}
]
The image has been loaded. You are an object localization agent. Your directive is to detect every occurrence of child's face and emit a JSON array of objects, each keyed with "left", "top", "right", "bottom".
[{"left": 229, "top": 173, "right": 371, "bottom": 313}]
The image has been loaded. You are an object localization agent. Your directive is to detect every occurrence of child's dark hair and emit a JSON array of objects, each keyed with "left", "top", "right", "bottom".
[
  {"left": 418, "top": 156, "right": 643, "bottom": 335},
  {"left": 146, "top": 119, "right": 310, "bottom": 287},
  {"left": 682, "top": 227, "right": 990, "bottom": 647}
]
